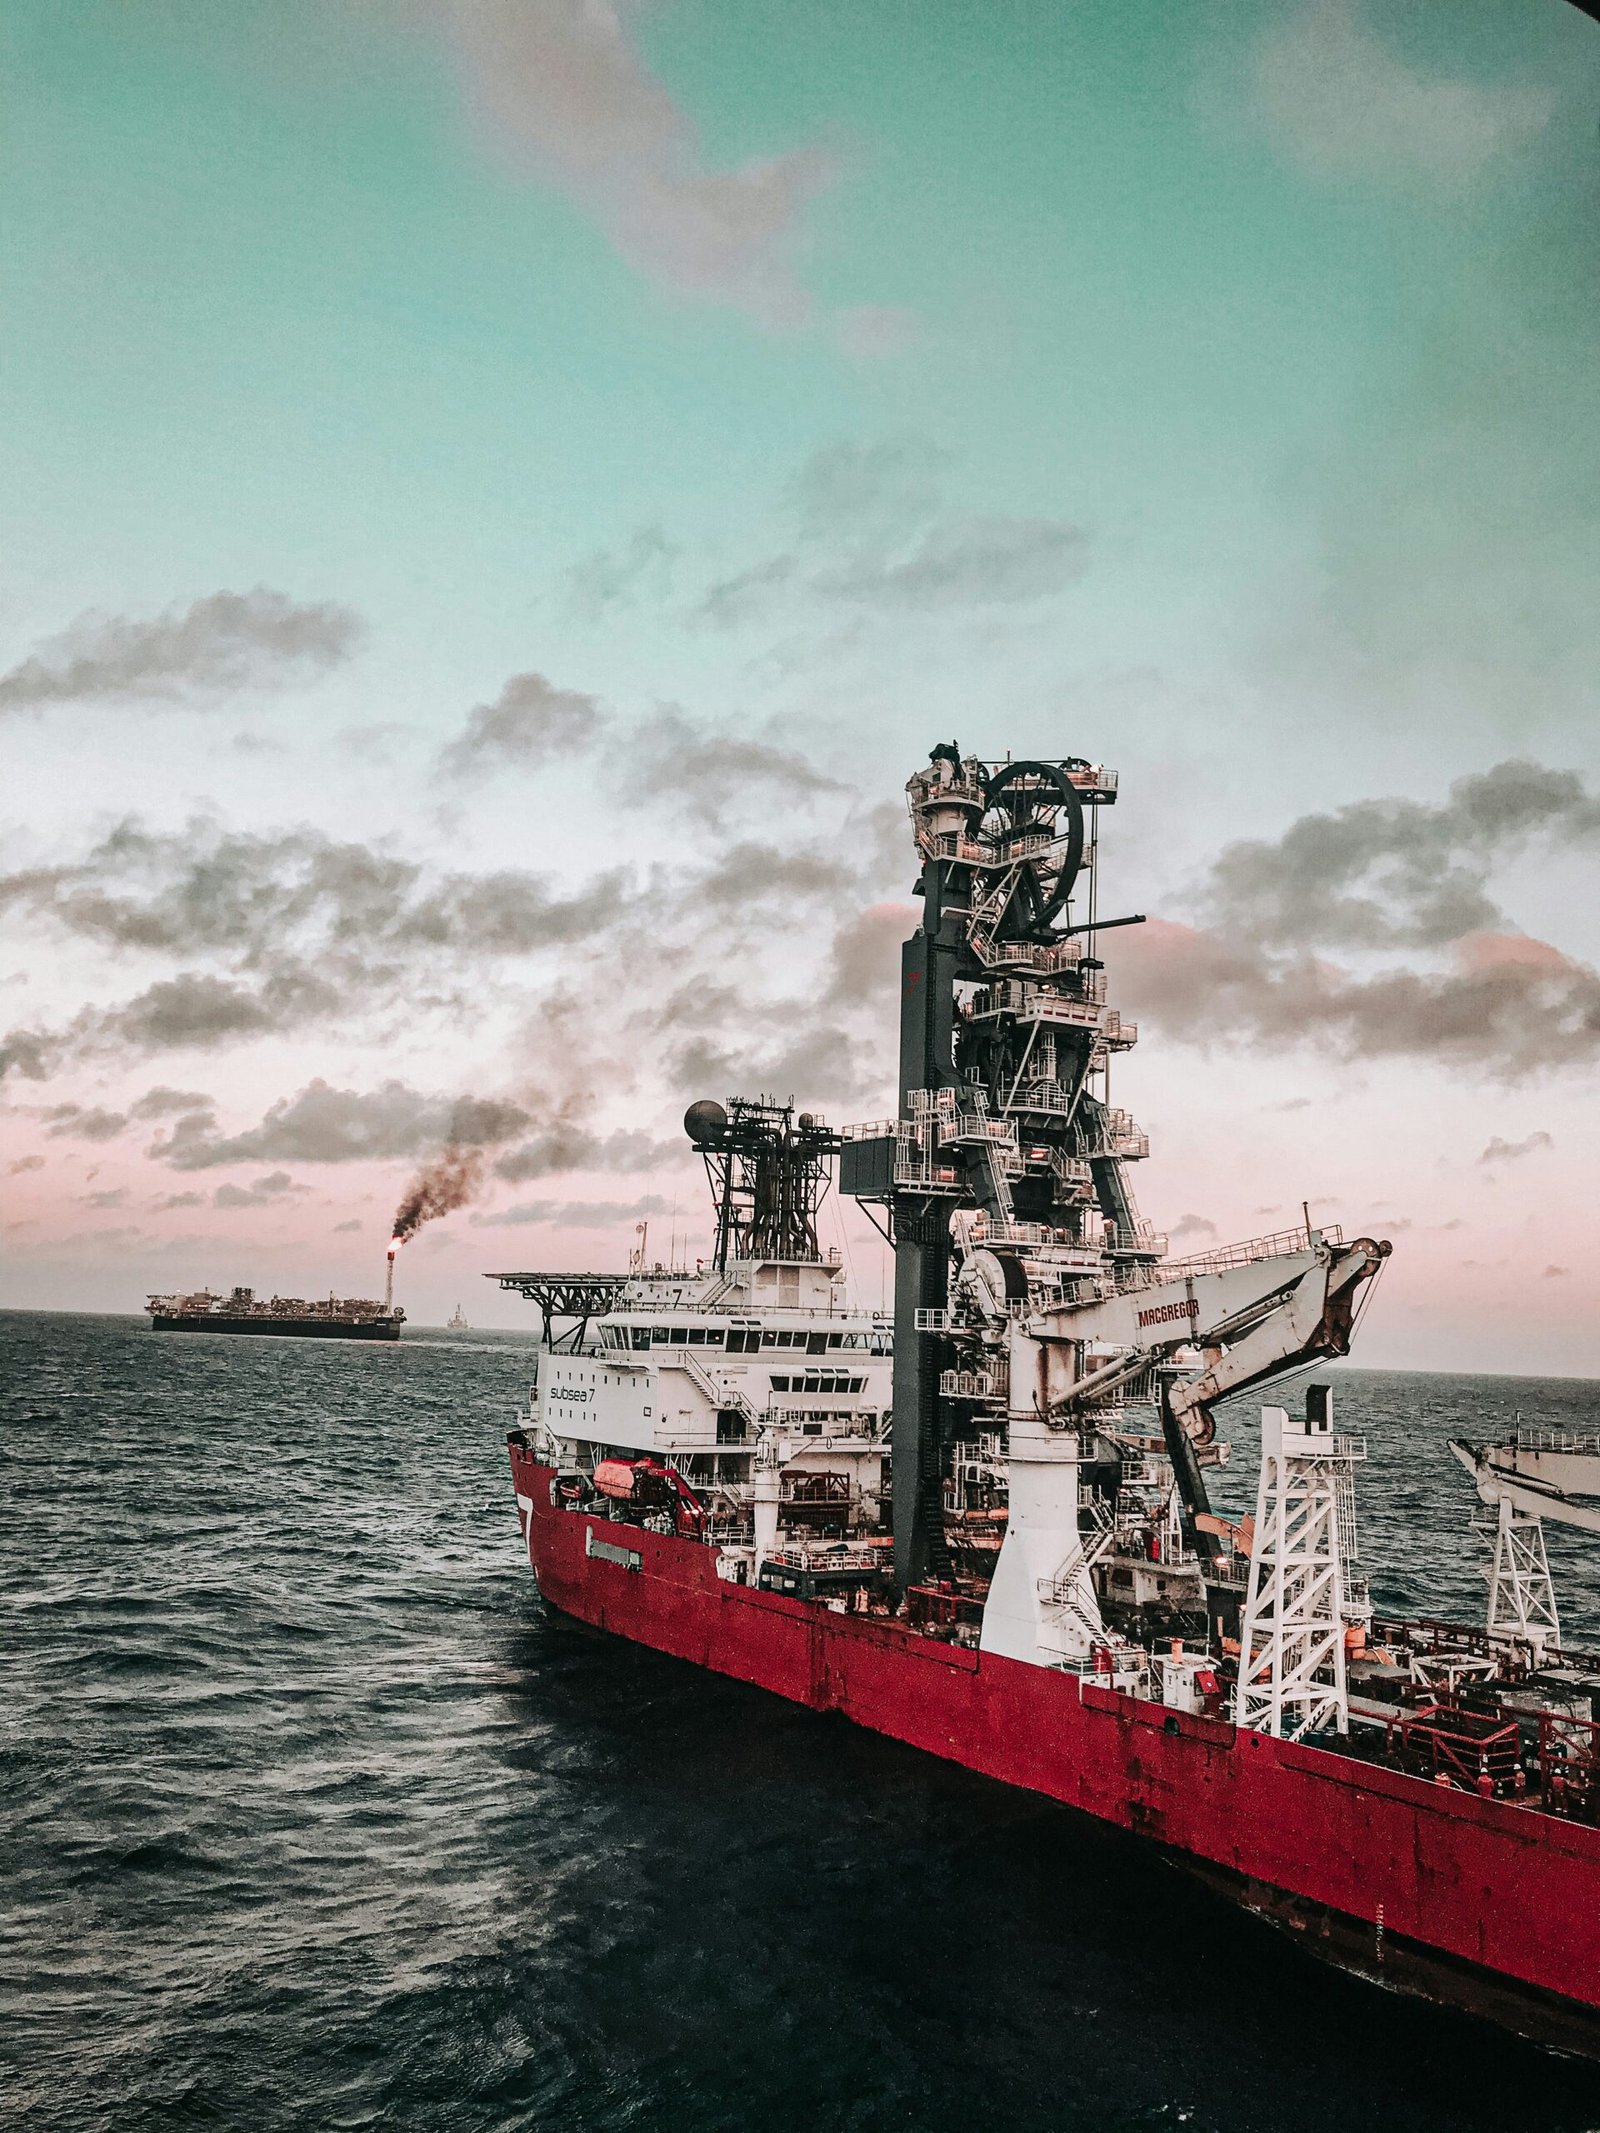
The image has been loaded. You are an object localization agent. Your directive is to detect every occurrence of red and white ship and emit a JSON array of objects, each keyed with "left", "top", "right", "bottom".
[{"left": 505, "top": 749, "right": 1600, "bottom": 2057}]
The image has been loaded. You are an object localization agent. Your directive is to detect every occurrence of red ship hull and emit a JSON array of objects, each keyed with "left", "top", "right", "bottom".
[{"left": 512, "top": 1447, "right": 1600, "bottom": 2056}]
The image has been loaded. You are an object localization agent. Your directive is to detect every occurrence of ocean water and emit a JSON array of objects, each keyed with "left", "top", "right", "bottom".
[{"left": 4, "top": 1309, "right": 1600, "bottom": 2133}]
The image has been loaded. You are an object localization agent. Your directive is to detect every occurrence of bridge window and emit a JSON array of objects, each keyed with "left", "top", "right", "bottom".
[{"left": 632, "top": 1328, "right": 651, "bottom": 1349}]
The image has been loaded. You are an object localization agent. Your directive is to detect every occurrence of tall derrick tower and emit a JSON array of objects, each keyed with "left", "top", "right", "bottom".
[{"left": 843, "top": 747, "right": 1155, "bottom": 1591}]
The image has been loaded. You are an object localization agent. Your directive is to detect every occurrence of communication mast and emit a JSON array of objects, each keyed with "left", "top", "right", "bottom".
[{"left": 685, "top": 1097, "right": 843, "bottom": 1271}]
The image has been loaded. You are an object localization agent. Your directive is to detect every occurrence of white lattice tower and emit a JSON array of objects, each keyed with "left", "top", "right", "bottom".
[
  {"left": 1235, "top": 1402, "right": 1361, "bottom": 1740},
  {"left": 1483, "top": 1492, "right": 1560, "bottom": 1662}
]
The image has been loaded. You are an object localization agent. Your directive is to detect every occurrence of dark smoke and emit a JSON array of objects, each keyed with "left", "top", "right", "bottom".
[{"left": 390, "top": 1144, "right": 487, "bottom": 1244}]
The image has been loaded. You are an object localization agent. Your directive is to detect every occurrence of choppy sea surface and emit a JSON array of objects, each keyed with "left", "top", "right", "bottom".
[{"left": 5, "top": 1309, "right": 1600, "bottom": 2133}]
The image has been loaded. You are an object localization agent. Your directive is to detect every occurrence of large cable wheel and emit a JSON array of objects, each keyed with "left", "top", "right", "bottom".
[{"left": 980, "top": 759, "right": 1086, "bottom": 937}]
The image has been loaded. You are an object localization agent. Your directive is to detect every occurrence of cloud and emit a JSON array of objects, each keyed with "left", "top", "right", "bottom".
[
  {"left": 0, "top": 589, "right": 362, "bottom": 713},
  {"left": 812, "top": 516, "right": 1088, "bottom": 609},
  {"left": 1251, "top": 0, "right": 1553, "bottom": 190},
  {"left": 0, "top": 816, "right": 640, "bottom": 1078},
  {"left": 23, "top": 818, "right": 615, "bottom": 962},
  {"left": 42, "top": 1104, "right": 128, "bottom": 1142},
  {"left": 786, "top": 437, "right": 950, "bottom": 542},
  {"left": 213, "top": 1171, "right": 304, "bottom": 1210},
  {"left": 0, "top": 1030, "right": 58, "bottom": 1082},
  {"left": 333, "top": 1218, "right": 363, "bottom": 1233},
  {"left": 154, "top": 1077, "right": 531, "bottom": 1171},
  {"left": 474, "top": 1192, "right": 670, "bottom": 1229},
  {"left": 152, "top": 1190, "right": 205, "bottom": 1211},
  {"left": 1543, "top": 1264, "right": 1570, "bottom": 1279},
  {"left": 626, "top": 707, "right": 844, "bottom": 826},
  {"left": 426, "top": 0, "right": 835, "bottom": 324},
  {"left": 820, "top": 902, "right": 915, "bottom": 1009},
  {"left": 82, "top": 1187, "right": 130, "bottom": 1210},
  {"left": 1479, "top": 1131, "right": 1553, "bottom": 1164},
  {"left": 130, "top": 1086, "right": 214, "bottom": 1120},
  {"left": 108, "top": 971, "right": 341, "bottom": 1050},
  {"left": 563, "top": 525, "right": 677, "bottom": 620},
  {"left": 438, "top": 671, "right": 608, "bottom": 777},
  {"left": 692, "top": 555, "right": 800, "bottom": 629},
  {"left": 493, "top": 1125, "right": 683, "bottom": 1182},
  {"left": 1170, "top": 1214, "right": 1218, "bottom": 1242},
  {"left": 1205, "top": 760, "right": 1600, "bottom": 952},
  {"left": 1112, "top": 918, "right": 1600, "bottom": 1083},
  {"left": 7, "top": 1155, "right": 45, "bottom": 1175},
  {"left": 1113, "top": 759, "right": 1600, "bottom": 1082},
  {"left": 690, "top": 438, "right": 1088, "bottom": 627}
]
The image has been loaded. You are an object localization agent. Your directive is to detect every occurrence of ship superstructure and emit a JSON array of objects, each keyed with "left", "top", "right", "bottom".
[
  {"left": 504, "top": 748, "right": 1600, "bottom": 2058},
  {"left": 504, "top": 1099, "right": 895, "bottom": 1594}
]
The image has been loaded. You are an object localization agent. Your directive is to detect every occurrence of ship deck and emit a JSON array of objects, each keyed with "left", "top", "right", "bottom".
[{"left": 512, "top": 1441, "right": 1600, "bottom": 2058}]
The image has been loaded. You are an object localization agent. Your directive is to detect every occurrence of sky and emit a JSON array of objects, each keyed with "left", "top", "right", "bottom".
[{"left": 3, "top": 0, "right": 1599, "bottom": 1372}]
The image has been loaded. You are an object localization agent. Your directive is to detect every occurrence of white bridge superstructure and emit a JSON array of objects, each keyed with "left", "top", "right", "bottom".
[{"left": 532, "top": 1247, "right": 894, "bottom": 1551}]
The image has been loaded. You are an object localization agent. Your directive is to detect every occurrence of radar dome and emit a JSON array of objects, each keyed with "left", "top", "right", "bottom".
[{"left": 683, "top": 1099, "right": 728, "bottom": 1146}]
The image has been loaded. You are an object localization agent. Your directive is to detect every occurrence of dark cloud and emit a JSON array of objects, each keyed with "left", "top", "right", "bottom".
[
  {"left": 1543, "top": 1264, "right": 1570, "bottom": 1279},
  {"left": 1170, "top": 1214, "right": 1219, "bottom": 1241},
  {"left": 0, "top": 588, "right": 362, "bottom": 713},
  {"left": 213, "top": 1172, "right": 304, "bottom": 1210},
  {"left": 82, "top": 1187, "right": 130, "bottom": 1209},
  {"left": 474, "top": 1193, "right": 670, "bottom": 1229},
  {"left": 7, "top": 1155, "right": 45, "bottom": 1175},
  {"left": 656, "top": 975, "right": 876, "bottom": 1109},
  {"left": 627, "top": 708, "right": 844, "bottom": 827},
  {"left": 0, "top": 1030, "right": 58, "bottom": 1083},
  {"left": 108, "top": 972, "right": 340, "bottom": 1050},
  {"left": 130, "top": 1086, "right": 214, "bottom": 1120},
  {"left": 0, "top": 817, "right": 639, "bottom": 1079},
  {"left": 152, "top": 1190, "right": 205, "bottom": 1211},
  {"left": 820, "top": 903, "right": 916, "bottom": 1009},
  {"left": 691, "top": 436, "right": 1088, "bottom": 627},
  {"left": 692, "top": 841, "right": 859, "bottom": 913},
  {"left": 563, "top": 525, "right": 677, "bottom": 620},
  {"left": 438, "top": 671, "right": 607, "bottom": 778},
  {"left": 1106, "top": 756, "right": 1600, "bottom": 1083},
  {"left": 154, "top": 1078, "right": 531, "bottom": 1172},
  {"left": 42, "top": 1104, "right": 128, "bottom": 1142},
  {"left": 493, "top": 1125, "right": 683, "bottom": 1183},
  {"left": 405, "top": 866, "right": 627, "bottom": 953},
  {"left": 332, "top": 1218, "right": 363, "bottom": 1233},
  {"left": 1206, "top": 761, "right": 1600, "bottom": 952},
  {"left": 1480, "top": 1131, "right": 1553, "bottom": 1164},
  {"left": 427, "top": 0, "right": 834, "bottom": 324},
  {"left": 1113, "top": 918, "right": 1600, "bottom": 1083}
]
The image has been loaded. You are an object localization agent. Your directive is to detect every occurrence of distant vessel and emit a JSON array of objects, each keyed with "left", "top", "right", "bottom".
[
  {"left": 447, "top": 1303, "right": 469, "bottom": 1330},
  {"left": 147, "top": 1285, "right": 403, "bottom": 1341}
]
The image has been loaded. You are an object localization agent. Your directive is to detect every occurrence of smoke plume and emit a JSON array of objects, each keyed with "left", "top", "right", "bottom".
[{"left": 390, "top": 1144, "right": 488, "bottom": 1245}]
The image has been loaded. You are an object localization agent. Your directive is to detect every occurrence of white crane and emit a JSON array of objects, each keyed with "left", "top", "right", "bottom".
[{"left": 1451, "top": 1431, "right": 1600, "bottom": 1663}]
